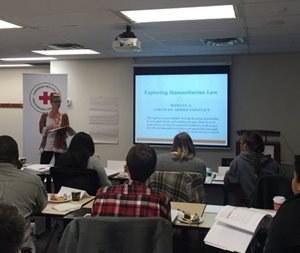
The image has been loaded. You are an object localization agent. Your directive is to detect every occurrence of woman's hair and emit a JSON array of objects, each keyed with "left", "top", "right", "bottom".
[
  {"left": 170, "top": 132, "right": 196, "bottom": 161},
  {"left": 0, "top": 203, "right": 25, "bottom": 253},
  {"left": 240, "top": 130, "right": 265, "bottom": 176},
  {"left": 295, "top": 155, "right": 300, "bottom": 183},
  {"left": 50, "top": 92, "right": 61, "bottom": 102},
  {"left": 55, "top": 132, "right": 95, "bottom": 169}
]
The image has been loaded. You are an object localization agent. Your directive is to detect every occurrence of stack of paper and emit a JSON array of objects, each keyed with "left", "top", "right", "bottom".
[{"left": 23, "top": 164, "right": 52, "bottom": 174}]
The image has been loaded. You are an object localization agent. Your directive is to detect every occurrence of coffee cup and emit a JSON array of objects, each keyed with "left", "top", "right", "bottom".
[
  {"left": 71, "top": 192, "right": 81, "bottom": 201},
  {"left": 273, "top": 196, "right": 286, "bottom": 211}
]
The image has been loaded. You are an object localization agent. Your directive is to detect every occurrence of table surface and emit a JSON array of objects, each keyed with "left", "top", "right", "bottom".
[
  {"left": 42, "top": 194, "right": 95, "bottom": 216},
  {"left": 84, "top": 200, "right": 218, "bottom": 229},
  {"left": 171, "top": 202, "right": 217, "bottom": 228}
]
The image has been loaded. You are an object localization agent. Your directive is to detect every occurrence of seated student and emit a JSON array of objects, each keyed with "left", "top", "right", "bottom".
[
  {"left": 0, "top": 203, "right": 25, "bottom": 253},
  {"left": 156, "top": 132, "right": 206, "bottom": 181},
  {"left": 55, "top": 132, "right": 111, "bottom": 186},
  {"left": 224, "top": 130, "right": 280, "bottom": 204},
  {"left": 91, "top": 144, "right": 170, "bottom": 220},
  {"left": 0, "top": 135, "right": 48, "bottom": 253},
  {"left": 264, "top": 156, "right": 300, "bottom": 253}
]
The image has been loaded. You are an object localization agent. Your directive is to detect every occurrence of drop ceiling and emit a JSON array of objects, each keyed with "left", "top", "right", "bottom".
[{"left": 0, "top": 0, "right": 299, "bottom": 63}]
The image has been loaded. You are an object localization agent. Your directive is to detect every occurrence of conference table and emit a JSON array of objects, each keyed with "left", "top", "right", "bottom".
[{"left": 42, "top": 194, "right": 95, "bottom": 216}]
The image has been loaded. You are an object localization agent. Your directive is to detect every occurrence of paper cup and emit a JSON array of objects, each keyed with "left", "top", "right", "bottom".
[
  {"left": 273, "top": 196, "right": 286, "bottom": 211},
  {"left": 71, "top": 192, "right": 81, "bottom": 201}
]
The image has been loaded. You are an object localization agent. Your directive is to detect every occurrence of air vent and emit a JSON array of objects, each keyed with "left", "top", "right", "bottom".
[
  {"left": 202, "top": 37, "right": 246, "bottom": 47},
  {"left": 48, "top": 43, "right": 84, "bottom": 50}
]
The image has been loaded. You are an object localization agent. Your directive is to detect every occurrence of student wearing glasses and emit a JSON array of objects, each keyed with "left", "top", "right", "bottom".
[{"left": 39, "top": 92, "right": 70, "bottom": 164}]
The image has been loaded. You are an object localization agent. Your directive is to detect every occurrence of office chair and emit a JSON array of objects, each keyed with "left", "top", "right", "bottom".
[
  {"left": 146, "top": 171, "right": 206, "bottom": 203},
  {"left": 251, "top": 175, "right": 293, "bottom": 209},
  {"left": 50, "top": 166, "right": 100, "bottom": 195},
  {"left": 58, "top": 216, "right": 173, "bottom": 253}
]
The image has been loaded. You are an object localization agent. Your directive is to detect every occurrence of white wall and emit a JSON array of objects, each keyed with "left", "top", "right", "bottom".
[
  {"left": 50, "top": 54, "right": 300, "bottom": 170},
  {"left": 51, "top": 59, "right": 133, "bottom": 164},
  {"left": 0, "top": 67, "right": 49, "bottom": 156},
  {"left": 1, "top": 55, "right": 298, "bottom": 169}
]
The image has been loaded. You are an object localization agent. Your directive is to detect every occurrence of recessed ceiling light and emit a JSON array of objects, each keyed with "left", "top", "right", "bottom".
[
  {"left": 121, "top": 5, "right": 236, "bottom": 23},
  {"left": 0, "top": 57, "right": 56, "bottom": 61},
  {"left": 0, "top": 64, "right": 33, "bottom": 68},
  {"left": 32, "top": 49, "right": 100, "bottom": 56},
  {"left": 0, "top": 20, "right": 22, "bottom": 29},
  {"left": 203, "top": 37, "right": 246, "bottom": 47}
]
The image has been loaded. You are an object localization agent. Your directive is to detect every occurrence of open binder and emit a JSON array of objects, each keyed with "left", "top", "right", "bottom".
[
  {"left": 49, "top": 126, "right": 76, "bottom": 136},
  {"left": 204, "top": 205, "right": 275, "bottom": 253}
]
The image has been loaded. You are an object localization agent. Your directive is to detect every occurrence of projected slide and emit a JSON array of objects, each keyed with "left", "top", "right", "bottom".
[{"left": 134, "top": 69, "right": 229, "bottom": 147}]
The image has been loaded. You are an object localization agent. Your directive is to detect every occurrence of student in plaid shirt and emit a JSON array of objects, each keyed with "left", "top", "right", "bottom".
[{"left": 92, "top": 144, "right": 170, "bottom": 220}]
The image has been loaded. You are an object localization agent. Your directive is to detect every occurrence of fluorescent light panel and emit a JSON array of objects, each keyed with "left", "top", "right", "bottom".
[
  {"left": 0, "top": 57, "right": 56, "bottom": 61},
  {"left": 0, "top": 64, "right": 33, "bottom": 68},
  {"left": 32, "top": 49, "right": 100, "bottom": 56},
  {"left": 121, "top": 5, "right": 236, "bottom": 23},
  {"left": 0, "top": 20, "right": 22, "bottom": 29}
]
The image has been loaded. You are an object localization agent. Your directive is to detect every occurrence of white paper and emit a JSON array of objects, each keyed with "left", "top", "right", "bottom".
[
  {"left": 22, "top": 164, "right": 52, "bottom": 174},
  {"left": 205, "top": 175, "right": 214, "bottom": 184},
  {"left": 264, "top": 145, "right": 275, "bottom": 158},
  {"left": 204, "top": 205, "right": 223, "bottom": 214},
  {"left": 89, "top": 97, "right": 119, "bottom": 144},
  {"left": 104, "top": 168, "right": 120, "bottom": 176},
  {"left": 171, "top": 209, "right": 184, "bottom": 223},
  {"left": 52, "top": 203, "right": 82, "bottom": 212},
  {"left": 205, "top": 221, "right": 253, "bottom": 253},
  {"left": 107, "top": 160, "right": 126, "bottom": 171},
  {"left": 204, "top": 205, "right": 272, "bottom": 253},
  {"left": 216, "top": 206, "right": 268, "bottom": 233},
  {"left": 49, "top": 126, "right": 76, "bottom": 136},
  {"left": 58, "top": 186, "right": 89, "bottom": 199},
  {"left": 214, "top": 166, "right": 229, "bottom": 181}
]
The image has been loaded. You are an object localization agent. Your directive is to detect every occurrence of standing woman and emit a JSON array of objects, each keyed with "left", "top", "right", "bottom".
[{"left": 39, "top": 92, "right": 69, "bottom": 164}]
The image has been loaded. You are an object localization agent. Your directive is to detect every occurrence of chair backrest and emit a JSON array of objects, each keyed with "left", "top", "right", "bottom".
[
  {"left": 251, "top": 175, "right": 294, "bottom": 209},
  {"left": 58, "top": 216, "right": 173, "bottom": 253},
  {"left": 146, "top": 171, "right": 205, "bottom": 203},
  {"left": 50, "top": 166, "right": 100, "bottom": 195}
]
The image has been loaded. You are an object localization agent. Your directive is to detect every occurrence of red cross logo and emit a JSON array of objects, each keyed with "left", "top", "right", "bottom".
[{"left": 39, "top": 91, "right": 51, "bottom": 104}]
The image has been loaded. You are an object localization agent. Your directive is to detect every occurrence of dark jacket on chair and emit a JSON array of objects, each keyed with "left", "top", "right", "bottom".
[{"left": 58, "top": 216, "right": 173, "bottom": 253}]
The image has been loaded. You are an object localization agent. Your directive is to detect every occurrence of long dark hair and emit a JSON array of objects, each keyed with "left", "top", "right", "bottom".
[
  {"left": 55, "top": 132, "right": 95, "bottom": 169},
  {"left": 240, "top": 131, "right": 265, "bottom": 176}
]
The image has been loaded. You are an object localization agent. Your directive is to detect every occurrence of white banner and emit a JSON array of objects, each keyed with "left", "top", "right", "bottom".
[{"left": 23, "top": 73, "right": 68, "bottom": 163}]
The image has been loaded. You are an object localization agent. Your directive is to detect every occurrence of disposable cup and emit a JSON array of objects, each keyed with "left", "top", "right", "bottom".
[
  {"left": 71, "top": 192, "right": 81, "bottom": 201},
  {"left": 273, "top": 196, "right": 286, "bottom": 211}
]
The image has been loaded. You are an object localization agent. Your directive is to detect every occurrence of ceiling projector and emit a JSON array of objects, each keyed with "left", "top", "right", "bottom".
[{"left": 112, "top": 25, "right": 141, "bottom": 52}]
